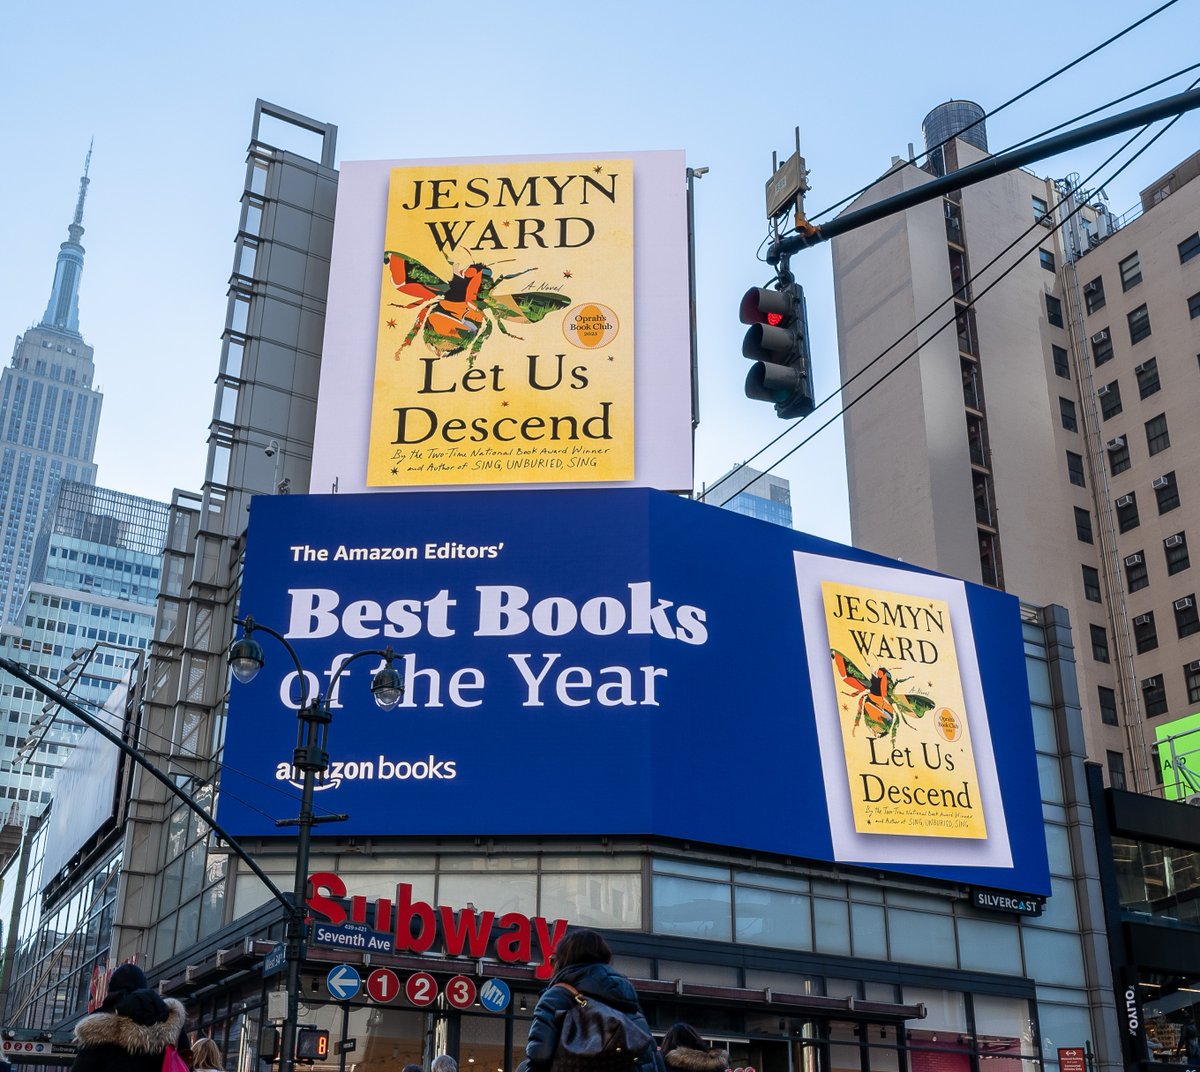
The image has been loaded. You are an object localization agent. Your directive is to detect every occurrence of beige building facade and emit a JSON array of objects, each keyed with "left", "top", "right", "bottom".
[{"left": 832, "top": 108, "right": 1200, "bottom": 793}]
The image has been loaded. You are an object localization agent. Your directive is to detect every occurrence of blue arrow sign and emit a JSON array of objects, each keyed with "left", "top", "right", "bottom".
[
  {"left": 326, "top": 963, "right": 362, "bottom": 1001},
  {"left": 478, "top": 978, "right": 510, "bottom": 1012}
]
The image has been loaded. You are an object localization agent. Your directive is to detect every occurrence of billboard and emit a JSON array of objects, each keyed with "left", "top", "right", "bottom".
[
  {"left": 38, "top": 679, "right": 127, "bottom": 890},
  {"left": 222, "top": 489, "right": 1050, "bottom": 894},
  {"left": 1154, "top": 711, "right": 1200, "bottom": 800},
  {"left": 311, "top": 152, "right": 690, "bottom": 494}
]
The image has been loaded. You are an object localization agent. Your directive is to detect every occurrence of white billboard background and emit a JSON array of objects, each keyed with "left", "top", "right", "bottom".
[
  {"left": 311, "top": 151, "right": 692, "bottom": 495},
  {"left": 38, "top": 680, "right": 128, "bottom": 890}
]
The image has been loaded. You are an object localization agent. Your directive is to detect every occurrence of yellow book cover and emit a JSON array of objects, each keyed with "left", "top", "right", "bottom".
[
  {"left": 822, "top": 581, "right": 988, "bottom": 839},
  {"left": 366, "top": 159, "right": 635, "bottom": 486}
]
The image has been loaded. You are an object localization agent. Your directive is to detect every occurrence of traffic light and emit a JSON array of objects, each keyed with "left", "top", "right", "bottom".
[
  {"left": 295, "top": 1028, "right": 329, "bottom": 1061},
  {"left": 739, "top": 279, "right": 814, "bottom": 419}
]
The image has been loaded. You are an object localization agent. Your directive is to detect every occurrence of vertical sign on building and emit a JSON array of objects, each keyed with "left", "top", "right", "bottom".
[{"left": 367, "top": 160, "right": 635, "bottom": 485}]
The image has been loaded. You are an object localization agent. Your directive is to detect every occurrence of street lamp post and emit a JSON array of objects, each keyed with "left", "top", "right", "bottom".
[{"left": 228, "top": 616, "right": 403, "bottom": 1072}]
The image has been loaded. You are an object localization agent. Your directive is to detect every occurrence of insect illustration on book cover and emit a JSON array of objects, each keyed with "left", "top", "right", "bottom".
[
  {"left": 383, "top": 251, "right": 572, "bottom": 366},
  {"left": 822, "top": 580, "right": 988, "bottom": 840}
]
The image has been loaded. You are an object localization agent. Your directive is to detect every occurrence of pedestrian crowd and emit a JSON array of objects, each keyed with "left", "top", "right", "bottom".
[{"left": 71, "top": 932, "right": 752, "bottom": 1072}]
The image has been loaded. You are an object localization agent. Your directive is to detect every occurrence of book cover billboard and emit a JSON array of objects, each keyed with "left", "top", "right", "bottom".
[
  {"left": 311, "top": 152, "right": 691, "bottom": 495},
  {"left": 222, "top": 488, "right": 1047, "bottom": 894}
]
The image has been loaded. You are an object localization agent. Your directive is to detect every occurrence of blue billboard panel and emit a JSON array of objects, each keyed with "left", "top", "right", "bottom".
[{"left": 221, "top": 488, "right": 1049, "bottom": 894}]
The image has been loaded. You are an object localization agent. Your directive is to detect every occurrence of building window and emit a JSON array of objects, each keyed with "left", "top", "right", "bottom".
[
  {"left": 1155, "top": 471, "right": 1180, "bottom": 514},
  {"left": 1174, "top": 595, "right": 1200, "bottom": 638},
  {"left": 1075, "top": 506, "right": 1094, "bottom": 543},
  {"left": 1107, "top": 750, "right": 1128, "bottom": 790},
  {"left": 1067, "top": 451, "right": 1086, "bottom": 487},
  {"left": 1052, "top": 344, "right": 1070, "bottom": 379},
  {"left": 1082, "top": 564, "right": 1102, "bottom": 602},
  {"left": 1099, "top": 381, "right": 1123, "bottom": 420},
  {"left": 1119, "top": 252, "right": 1143, "bottom": 291},
  {"left": 1165, "top": 533, "right": 1190, "bottom": 575},
  {"left": 1117, "top": 494, "right": 1140, "bottom": 533},
  {"left": 1141, "top": 677, "right": 1168, "bottom": 717},
  {"left": 1180, "top": 232, "right": 1200, "bottom": 264},
  {"left": 1047, "top": 294, "right": 1064, "bottom": 328},
  {"left": 1146, "top": 413, "right": 1170, "bottom": 456},
  {"left": 1109, "top": 438, "right": 1131, "bottom": 476},
  {"left": 1084, "top": 277, "right": 1106, "bottom": 314},
  {"left": 1040, "top": 249, "right": 1056, "bottom": 272},
  {"left": 1092, "top": 329, "right": 1114, "bottom": 365},
  {"left": 1091, "top": 623, "right": 1111, "bottom": 662},
  {"left": 1185, "top": 665, "right": 1200, "bottom": 705},
  {"left": 1059, "top": 397, "right": 1077, "bottom": 432},
  {"left": 1133, "top": 613, "right": 1159, "bottom": 654},
  {"left": 1128, "top": 304, "right": 1152, "bottom": 344},
  {"left": 1099, "top": 685, "right": 1119, "bottom": 726},
  {"left": 1190, "top": 292, "right": 1200, "bottom": 320},
  {"left": 1136, "top": 357, "right": 1161, "bottom": 399},
  {"left": 1125, "top": 552, "right": 1149, "bottom": 592},
  {"left": 1032, "top": 195, "right": 1049, "bottom": 222}
]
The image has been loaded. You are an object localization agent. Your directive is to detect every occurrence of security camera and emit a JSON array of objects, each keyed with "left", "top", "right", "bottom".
[{"left": 264, "top": 441, "right": 278, "bottom": 458}]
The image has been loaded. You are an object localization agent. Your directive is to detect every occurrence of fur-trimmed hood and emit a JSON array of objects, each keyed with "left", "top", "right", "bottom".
[
  {"left": 74, "top": 999, "right": 186, "bottom": 1055},
  {"left": 664, "top": 1048, "right": 729, "bottom": 1072}
]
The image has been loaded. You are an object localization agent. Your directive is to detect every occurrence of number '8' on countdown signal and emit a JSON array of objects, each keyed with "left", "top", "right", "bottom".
[{"left": 296, "top": 1028, "right": 329, "bottom": 1060}]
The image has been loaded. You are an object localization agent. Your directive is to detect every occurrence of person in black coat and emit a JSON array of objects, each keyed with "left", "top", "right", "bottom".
[
  {"left": 72, "top": 964, "right": 187, "bottom": 1072},
  {"left": 525, "top": 929, "right": 662, "bottom": 1072}
]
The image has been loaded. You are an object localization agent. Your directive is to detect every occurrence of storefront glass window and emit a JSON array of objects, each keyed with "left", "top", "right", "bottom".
[
  {"left": 652, "top": 873, "right": 732, "bottom": 940},
  {"left": 813, "top": 899, "right": 852, "bottom": 955},
  {"left": 889, "top": 910, "right": 956, "bottom": 966},
  {"left": 850, "top": 902, "right": 887, "bottom": 959},
  {"left": 341, "top": 1005, "right": 426, "bottom": 1072},
  {"left": 438, "top": 873, "right": 538, "bottom": 915},
  {"left": 957, "top": 916, "right": 1023, "bottom": 974},
  {"left": 1112, "top": 835, "right": 1200, "bottom": 925},
  {"left": 541, "top": 871, "right": 642, "bottom": 929},
  {"left": 735, "top": 886, "right": 812, "bottom": 949}
]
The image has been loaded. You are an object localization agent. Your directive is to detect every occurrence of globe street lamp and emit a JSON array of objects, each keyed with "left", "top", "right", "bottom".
[{"left": 229, "top": 615, "right": 403, "bottom": 1072}]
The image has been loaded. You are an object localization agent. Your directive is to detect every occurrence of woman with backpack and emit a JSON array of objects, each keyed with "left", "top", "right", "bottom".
[
  {"left": 525, "top": 929, "right": 662, "bottom": 1072},
  {"left": 72, "top": 964, "right": 187, "bottom": 1072}
]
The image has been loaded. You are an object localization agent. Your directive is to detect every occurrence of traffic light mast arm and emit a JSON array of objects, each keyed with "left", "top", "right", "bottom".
[{"left": 768, "top": 85, "right": 1200, "bottom": 261}]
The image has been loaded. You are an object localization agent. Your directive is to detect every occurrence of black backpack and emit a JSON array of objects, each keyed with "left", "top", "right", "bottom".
[{"left": 549, "top": 983, "right": 653, "bottom": 1072}]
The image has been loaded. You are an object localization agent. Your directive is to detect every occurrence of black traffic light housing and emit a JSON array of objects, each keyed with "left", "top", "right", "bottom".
[{"left": 740, "top": 274, "right": 814, "bottom": 419}]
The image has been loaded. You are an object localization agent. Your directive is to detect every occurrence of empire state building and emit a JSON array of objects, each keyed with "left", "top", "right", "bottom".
[{"left": 0, "top": 150, "right": 102, "bottom": 624}]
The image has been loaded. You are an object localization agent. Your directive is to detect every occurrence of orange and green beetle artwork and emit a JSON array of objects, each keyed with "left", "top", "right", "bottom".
[{"left": 383, "top": 251, "right": 571, "bottom": 366}]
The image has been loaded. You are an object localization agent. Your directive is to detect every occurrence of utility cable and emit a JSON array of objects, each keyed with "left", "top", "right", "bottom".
[
  {"left": 720, "top": 71, "right": 1200, "bottom": 504},
  {"left": 716, "top": 94, "right": 1193, "bottom": 507},
  {"left": 802, "top": 0, "right": 1182, "bottom": 225}
]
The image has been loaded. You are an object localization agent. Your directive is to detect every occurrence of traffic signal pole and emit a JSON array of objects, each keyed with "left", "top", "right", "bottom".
[{"left": 768, "top": 85, "right": 1200, "bottom": 260}]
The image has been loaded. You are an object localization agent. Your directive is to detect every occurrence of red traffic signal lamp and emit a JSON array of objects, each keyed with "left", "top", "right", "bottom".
[{"left": 740, "top": 280, "right": 814, "bottom": 419}]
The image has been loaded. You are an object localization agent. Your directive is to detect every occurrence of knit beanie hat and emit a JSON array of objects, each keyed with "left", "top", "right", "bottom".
[{"left": 102, "top": 964, "right": 149, "bottom": 1010}]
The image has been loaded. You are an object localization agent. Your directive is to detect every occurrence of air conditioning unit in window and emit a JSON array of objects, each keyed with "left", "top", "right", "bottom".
[
  {"left": 1135, "top": 361, "right": 1153, "bottom": 374},
  {"left": 1166, "top": 535, "right": 1185, "bottom": 548},
  {"left": 1188, "top": 660, "right": 1200, "bottom": 673},
  {"left": 1152, "top": 475, "right": 1171, "bottom": 489},
  {"left": 1143, "top": 676, "right": 1162, "bottom": 688},
  {"left": 1126, "top": 553, "right": 1144, "bottom": 565},
  {"left": 1116, "top": 494, "right": 1134, "bottom": 508},
  {"left": 1092, "top": 329, "right": 1110, "bottom": 344},
  {"left": 1175, "top": 597, "right": 1195, "bottom": 611},
  {"left": 1084, "top": 280, "right": 1101, "bottom": 293},
  {"left": 1133, "top": 613, "right": 1152, "bottom": 625},
  {"left": 1039, "top": 214, "right": 1055, "bottom": 228},
  {"left": 1107, "top": 436, "right": 1126, "bottom": 451},
  {"left": 1098, "top": 384, "right": 1111, "bottom": 396}
]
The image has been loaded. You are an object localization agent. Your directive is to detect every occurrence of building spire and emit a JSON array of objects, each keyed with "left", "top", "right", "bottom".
[{"left": 41, "top": 142, "right": 93, "bottom": 337}]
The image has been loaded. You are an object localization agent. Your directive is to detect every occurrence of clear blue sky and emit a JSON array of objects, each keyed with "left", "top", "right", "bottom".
[{"left": 2, "top": 0, "right": 1196, "bottom": 544}]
